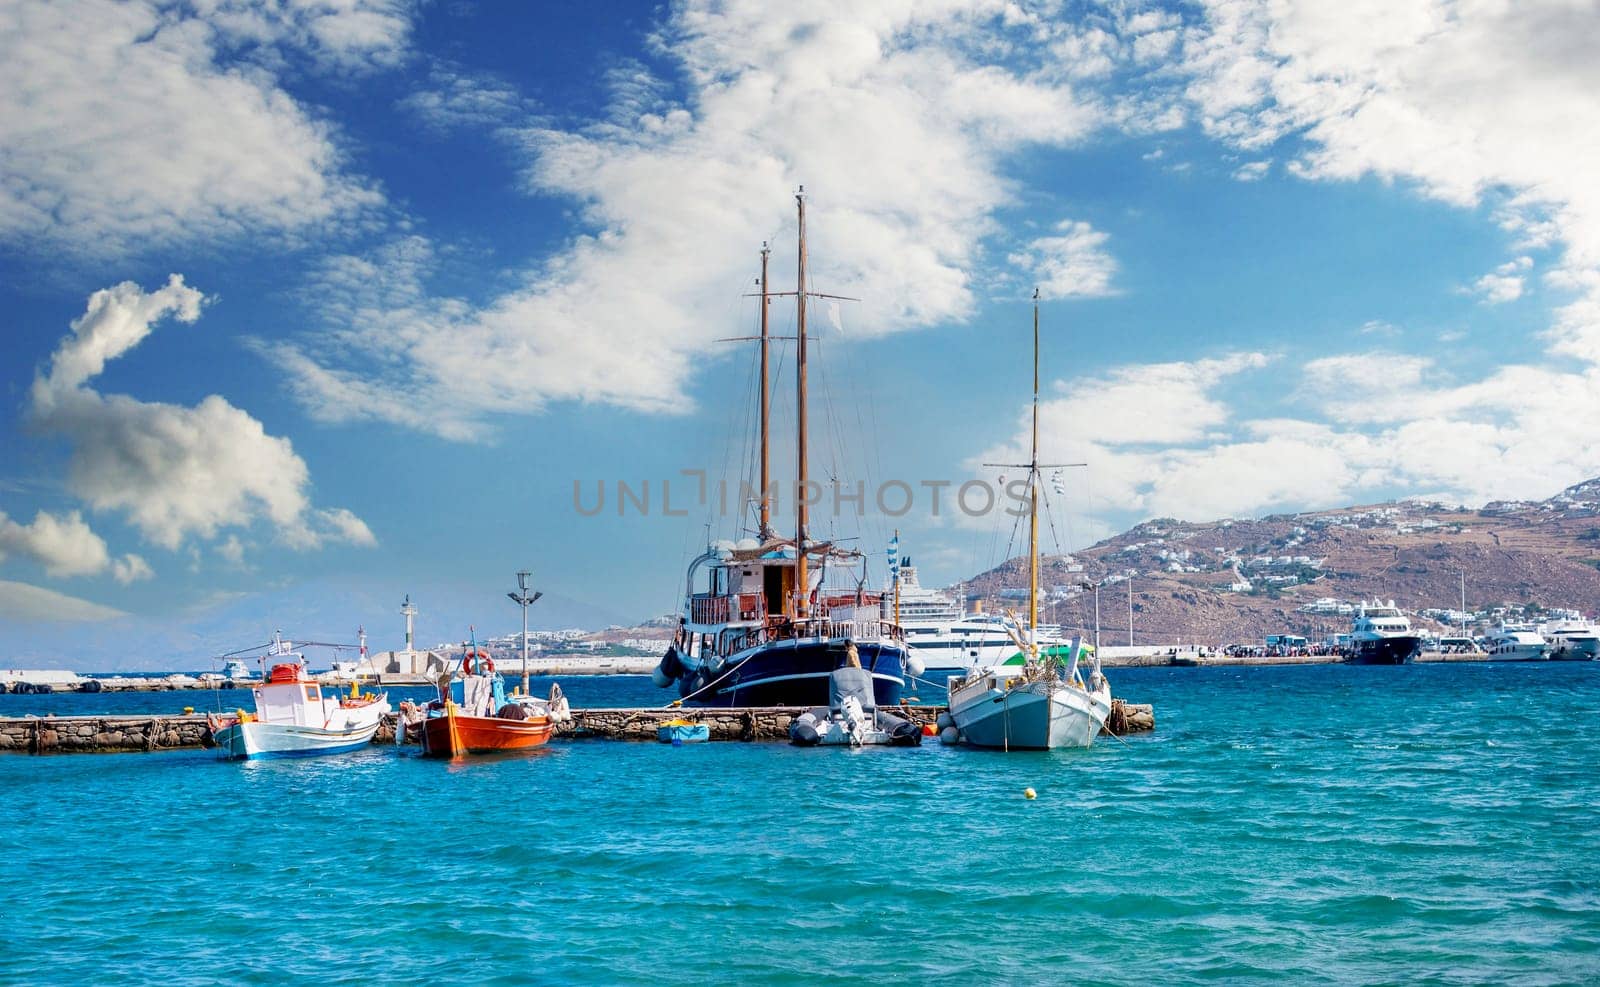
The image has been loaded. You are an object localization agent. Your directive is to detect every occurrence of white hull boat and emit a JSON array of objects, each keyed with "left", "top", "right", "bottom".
[
  {"left": 1484, "top": 626, "right": 1549, "bottom": 661},
  {"left": 208, "top": 635, "right": 389, "bottom": 761},
  {"left": 1542, "top": 619, "right": 1600, "bottom": 660},
  {"left": 789, "top": 666, "right": 922, "bottom": 747},
  {"left": 213, "top": 719, "right": 383, "bottom": 760},
  {"left": 948, "top": 666, "right": 1110, "bottom": 750},
  {"left": 944, "top": 293, "right": 1113, "bottom": 752}
]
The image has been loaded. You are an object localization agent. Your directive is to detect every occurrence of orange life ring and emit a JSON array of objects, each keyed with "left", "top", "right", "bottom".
[{"left": 460, "top": 649, "right": 494, "bottom": 676}]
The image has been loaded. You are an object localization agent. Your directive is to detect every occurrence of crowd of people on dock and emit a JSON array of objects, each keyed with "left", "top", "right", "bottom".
[{"left": 1222, "top": 642, "right": 1343, "bottom": 659}]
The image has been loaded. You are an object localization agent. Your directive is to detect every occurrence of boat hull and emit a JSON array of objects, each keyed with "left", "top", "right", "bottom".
[
  {"left": 1347, "top": 635, "right": 1421, "bottom": 665},
  {"left": 420, "top": 713, "right": 554, "bottom": 756},
  {"left": 658, "top": 723, "right": 710, "bottom": 744},
  {"left": 949, "top": 680, "right": 1110, "bottom": 750},
  {"left": 214, "top": 721, "right": 380, "bottom": 761},
  {"left": 678, "top": 638, "right": 905, "bottom": 708},
  {"left": 1548, "top": 639, "right": 1599, "bottom": 660}
]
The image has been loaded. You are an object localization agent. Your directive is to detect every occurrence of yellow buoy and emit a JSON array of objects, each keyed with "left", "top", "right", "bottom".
[
  {"left": 1024, "top": 787, "right": 1037, "bottom": 800},
  {"left": 182, "top": 706, "right": 194, "bottom": 714}
]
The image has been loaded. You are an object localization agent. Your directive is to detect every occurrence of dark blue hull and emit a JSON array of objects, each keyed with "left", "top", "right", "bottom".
[
  {"left": 679, "top": 639, "right": 905, "bottom": 708},
  {"left": 1347, "top": 636, "right": 1420, "bottom": 665}
]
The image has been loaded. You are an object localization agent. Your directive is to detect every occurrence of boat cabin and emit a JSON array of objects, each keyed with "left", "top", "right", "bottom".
[
  {"left": 679, "top": 538, "right": 895, "bottom": 664},
  {"left": 251, "top": 661, "right": 340, "bottom": 727}
]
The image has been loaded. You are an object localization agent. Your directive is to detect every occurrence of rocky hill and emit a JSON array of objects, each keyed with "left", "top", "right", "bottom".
[{"left": 958, "top": 478, "right": 1600, "bottom": 646}]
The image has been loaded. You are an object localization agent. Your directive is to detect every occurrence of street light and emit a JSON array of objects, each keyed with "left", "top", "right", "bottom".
[
  {"left": 1081, "top": 578, "right": 1104, "bottom": 656},
  {"left": 508, "top": 570, "right": 543, "bottom": 696}
]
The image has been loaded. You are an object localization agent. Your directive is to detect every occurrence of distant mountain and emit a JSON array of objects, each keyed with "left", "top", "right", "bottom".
[{"left": 958, "top": 477, "right": 1600, "bottom": 646}]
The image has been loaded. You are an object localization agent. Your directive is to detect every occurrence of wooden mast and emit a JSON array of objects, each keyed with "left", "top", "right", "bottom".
[
  {"left": 795, "top": 188, "right": 810, "bottom": 619},
  {"left": 1028, "top": 287, "right": 1040, "bottom": 655},
  {"left": 758, "top": 242, "right": 772, "bottom": 540}
]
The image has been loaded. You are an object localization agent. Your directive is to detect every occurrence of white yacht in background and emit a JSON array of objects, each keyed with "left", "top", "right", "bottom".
[
  {"left": 1539, "top": 617, "right": 1599, "bottom": 660},
  {"left": 1484, "top": 624, "right": 1549, "bottom": 661},
  {"left": 883, "top": 562, "right": 1057, "bottom": 680}
]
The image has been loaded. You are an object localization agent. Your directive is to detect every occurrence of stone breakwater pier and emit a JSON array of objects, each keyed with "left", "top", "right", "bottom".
[{"left": 0, "top": 701, "right": 1154, "bottom": 754}]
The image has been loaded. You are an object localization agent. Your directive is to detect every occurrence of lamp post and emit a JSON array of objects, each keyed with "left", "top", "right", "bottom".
[
  {"left": 507, "top": 570, "right": 543, "bottom": 696},
  {"left": 1128, "top": 575, "right": 1134, "bottom": 648},
  {"left": 1081, "top": 578, "right": 1104, "bottom": 656}
]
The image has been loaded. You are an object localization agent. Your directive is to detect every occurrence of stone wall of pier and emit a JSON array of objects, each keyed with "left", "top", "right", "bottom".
[
  {"left": 0, "top": 714, "right": 212, "bottom": 754},
  {"left": 557, "top": 699, "right": 1153, "bottom": 742},
  {"left": 0, "top": 699, "right": 1153, "bottom": 754}
]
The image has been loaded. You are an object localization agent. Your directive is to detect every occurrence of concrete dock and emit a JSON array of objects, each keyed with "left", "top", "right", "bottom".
[{"left": 0, "top": 700, "right": 1155, "bottom": 754}]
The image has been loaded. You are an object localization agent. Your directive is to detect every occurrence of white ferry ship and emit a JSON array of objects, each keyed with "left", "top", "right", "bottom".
[{"left": 881, "top": 562, "right": 1059, "bottom": 680}]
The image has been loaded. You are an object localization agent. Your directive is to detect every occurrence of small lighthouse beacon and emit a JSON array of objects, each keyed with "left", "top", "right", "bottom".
[{"left": 401, "top": 594, "right": 418, "bottom": 652}]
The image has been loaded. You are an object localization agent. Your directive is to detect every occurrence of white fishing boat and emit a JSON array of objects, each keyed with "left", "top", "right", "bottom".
[
  {"left": 208, "top": 635, "right": 390, "bottom": 760},
  {"left": 946, "top": 291, "right": 1112, "bottom": 751}
]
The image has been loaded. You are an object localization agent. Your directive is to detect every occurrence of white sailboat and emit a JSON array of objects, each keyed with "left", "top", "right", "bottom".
[{"left": 946, "top": 290, "right": 1111, "bottom": 751}]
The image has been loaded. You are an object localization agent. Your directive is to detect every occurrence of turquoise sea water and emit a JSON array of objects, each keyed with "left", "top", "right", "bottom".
[{"left": 4, "top": 663, "right": 1599, "bottom": 984}]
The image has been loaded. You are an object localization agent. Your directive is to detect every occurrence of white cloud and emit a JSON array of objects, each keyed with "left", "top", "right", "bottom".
[
  {"left": 0, "top": 0, "right": 398, "bottom": 257},
  {"left": 111, "top": 554, "right": 154, "bottom": 585},
  {"left": 398, "top": 63, "right": 530, "bottom": 134},
  {"left": 1178, "top": 0, "right": 1600, "bottom": 357},
  {"left": 1472, "top": 273, "right": 1524, "bottom": 304},
  {"left": 1045, "top": 353, "right": 1272, "bottom": 447},
  {"left": 1008, "top": 220, "right": 1118, "bottom": 299},
  {"left": 0, "top": 580, "right": 127, "bottom": 622},
  {"left": 217, "top": 535, "right": 246, "bottom": 565},
  {"left": 0, "top": 507, "right": 154, "bottom": 584},
  {"left": 265, "top": 2, "right": 1115, "bottom": 438},
  {"left": 1469, "top": 255, "right": 1534, "bottom": 304},
  {"left": 975, "top": 346, "right": 1600, "bottom": 528},
  {"left": 0, "top": 510, "right": 110, "bottom": 579},
  {"left": 1232, "top": 159, "right": 1271, "bottom": 182},
  {"left": 29, "top": 276, "right": 375, "bottom": 553}
]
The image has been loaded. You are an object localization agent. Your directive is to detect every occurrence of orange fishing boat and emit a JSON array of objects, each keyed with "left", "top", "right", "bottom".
[
  {"left": 420, "top": 702, "right": 555, "bottom": 756},
  {"left": 417, "top": 638, "right": 570, "bottom": 757}
]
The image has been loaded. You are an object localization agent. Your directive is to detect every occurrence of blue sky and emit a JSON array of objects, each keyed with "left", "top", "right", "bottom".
[{"left": 2, "top": 0, "right": 1597, "bottom": 668}]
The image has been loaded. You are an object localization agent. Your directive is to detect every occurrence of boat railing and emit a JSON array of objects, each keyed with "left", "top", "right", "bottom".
[
  {"left": 827, "top": 618, "right": 902, "bottom": 643},
  {"left": 689, "top": 594, "right": 731, "bottom": 625},
  {"left": 689, "top": 593, "right": 765, "bottom": 625}
]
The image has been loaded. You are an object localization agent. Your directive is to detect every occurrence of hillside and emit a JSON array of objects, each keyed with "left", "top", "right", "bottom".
[{"left": 958, "top": 478, "right": 1600, "bottom": 646}]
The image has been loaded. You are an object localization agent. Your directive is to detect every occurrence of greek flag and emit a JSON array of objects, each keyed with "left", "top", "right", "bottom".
[{"left": 887, "top": 534, "right": 900, "bottom": 579}]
